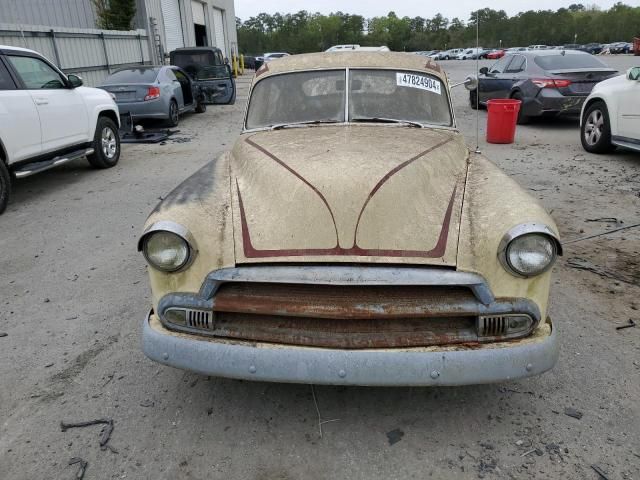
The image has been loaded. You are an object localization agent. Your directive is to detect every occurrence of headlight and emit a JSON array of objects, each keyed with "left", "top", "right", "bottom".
[
  {"left": 498, "top": 225, "right": 561, "bottom": 278},
  {"left": 138, "top": 222, "right": 196, "bottom": 272}
]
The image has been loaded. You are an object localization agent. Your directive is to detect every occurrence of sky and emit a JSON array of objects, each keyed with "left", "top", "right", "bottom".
[{"left": 235, "top": 0, "right": 634, "bottom": 21}]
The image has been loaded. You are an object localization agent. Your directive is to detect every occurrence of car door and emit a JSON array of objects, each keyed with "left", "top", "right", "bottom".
[
  {"left": 0, "top": 55, "right": 42, "bottom": 163},
  {"left": 502, "top": 55, "right": 527, "bottom": 95},
  {"left": 479, "top": 56, "right": 513, "bottom": 103},
  {"left": 164, "top": 68, "right": 185, "bottom": 109},
  {"left": 617, "top": 69, "right": 640, "bottom": 141},
  {"left": 210, "top": 50, "right": 234, "bottom": 105},
  {"left": 6, "top": 53, "right": 88, "bottom": 154}
]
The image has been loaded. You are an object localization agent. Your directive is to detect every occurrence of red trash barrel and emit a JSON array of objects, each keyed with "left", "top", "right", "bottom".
[
  {"left": 634, "top": 37, "right": 640, "bottom": 56},
  {"left": 486, "top": 99, "right": 522, "bottom": 144}
]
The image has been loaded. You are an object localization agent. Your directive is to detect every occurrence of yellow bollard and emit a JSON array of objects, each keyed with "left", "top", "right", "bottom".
[
  {"left": 240, "top": 54, "right": 245, "bottom": 75},
  {"left": 232, "top": 54, "right": 238, "bottom": 78}
]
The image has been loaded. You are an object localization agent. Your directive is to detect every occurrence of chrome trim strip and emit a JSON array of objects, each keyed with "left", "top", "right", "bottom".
[
  {"left": 497, "top": 223, "right": 563, "bottom": 278},
  {"left": 143, "top": 312, "right": 558, "bottom": 386},
  {"left": 198, "top": 265, "right": 495, "bottom": 305},
  {"left": 13, "top": 148, "right": 94, "bottom": 179}
]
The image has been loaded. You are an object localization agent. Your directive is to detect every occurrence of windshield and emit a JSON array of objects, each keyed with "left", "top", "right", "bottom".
[
  {"left": 534, "top": 54, "right": 608, "bottom": 70},
  {"left": 245, "top": 69, "right": 451, "bottom": 130},
  {"left": 104, "top": 68, "right": 159, "bottom": 84}
]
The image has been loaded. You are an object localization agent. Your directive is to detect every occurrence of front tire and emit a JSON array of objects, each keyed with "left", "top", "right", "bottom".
[
  {"left": 167, "top": 100, "right": 179, "bottom": 127},
  {"left": 470, "top": 89, "right": 479, "bottom": 109},
  {"left": 0, "top": 159, "right": 11, "bottom": 215},
  {"left": 87, "top": 117, "right": 120, "bottom": 169},
  {"left": 581, "top": 101, "right": 614, "bottom": 153}
]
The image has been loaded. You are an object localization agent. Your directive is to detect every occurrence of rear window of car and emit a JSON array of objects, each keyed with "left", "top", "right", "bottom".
[
  {"left": 104, "top": 68, "right": 159, "bottom": 84},
  {"left": 534, "top": 54, "right": 607, "bottom": 70}
]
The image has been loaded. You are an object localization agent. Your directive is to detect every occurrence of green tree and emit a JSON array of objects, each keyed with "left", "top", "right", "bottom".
[{"left": 93, "top": 0, "right": 136, "bottom": 30}]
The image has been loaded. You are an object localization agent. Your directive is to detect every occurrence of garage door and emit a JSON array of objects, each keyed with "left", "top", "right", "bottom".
[
  {"left": 161, "top": 0, "right": 184, "bottom": 53},
  {"left": 211, "top": 8, "right": 226, "bottom": 57},
  {"left": 191, "top": 1, "right": 205, "bottom": 25}
]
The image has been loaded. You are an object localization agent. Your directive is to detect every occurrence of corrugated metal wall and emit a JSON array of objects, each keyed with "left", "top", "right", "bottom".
[
  {"left": 0, "top": 0, "right": 98, "bottom": 28},
  {"left": 0, "top": 24, "right": 151, "bottom": 86}
]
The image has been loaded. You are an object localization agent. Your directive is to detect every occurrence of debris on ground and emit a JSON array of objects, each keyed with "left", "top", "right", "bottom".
[
  {"left": 566, "top": 257, "right": 637, "bottom": 286},
  {"left": 591, "top": 464, "right": 611, "bottom": 480},
  {"left": 564, "top": 407, "right": 583, "bottom": 420},
  {"left": 68, "top": 457, "right": 88, "bottom": 479},
  {"left": 615, "top": 319, "right": 636, "bottom": 331},
  {"left": 60, "top": 418, "right": 114, "bottom": 450},
  {"left": 563, "top": 222, "right": 640, "bottom": 245},
  {"left": 386, "top": 428, "right": 405, "bottom": 446},
  {"left": 140, "top": 399, "right": 155, "bottom": 407},
  {"left": 585, "top": 217, "right": 622, "bottom": 224},
  {"left": 0, "top": 332, "right": 7, "bottom": 337}
]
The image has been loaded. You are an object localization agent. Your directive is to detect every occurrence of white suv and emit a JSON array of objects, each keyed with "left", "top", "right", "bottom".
[{"left": 0, "top": 45, "right": 121, "bottom": 214}]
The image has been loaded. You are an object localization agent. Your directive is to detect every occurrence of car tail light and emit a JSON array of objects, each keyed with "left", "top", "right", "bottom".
[
  {"left": 144, "top": 86, "right": 161, "bottom": 101},
  {"left": 532, "top": 78, "right": 572, "bottom": 88}
]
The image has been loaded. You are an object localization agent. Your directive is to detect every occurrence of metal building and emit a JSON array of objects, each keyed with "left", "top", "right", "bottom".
[{"left": 0, "top": 0, "right": 239, "bottom": 62}]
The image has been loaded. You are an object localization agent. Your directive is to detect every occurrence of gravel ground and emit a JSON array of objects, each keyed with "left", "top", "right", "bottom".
[{"left": 1, "top": 56, "right": 638, "bottom": 480}]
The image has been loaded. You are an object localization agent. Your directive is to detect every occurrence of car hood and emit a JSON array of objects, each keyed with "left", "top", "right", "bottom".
[{"left": 230, "top": 125, "right": 469, "bottom": 266}]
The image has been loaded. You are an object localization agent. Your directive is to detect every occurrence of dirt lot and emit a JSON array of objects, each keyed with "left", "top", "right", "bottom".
[{"left": 1, "top": 56, "right": 639, "bottom": 480}]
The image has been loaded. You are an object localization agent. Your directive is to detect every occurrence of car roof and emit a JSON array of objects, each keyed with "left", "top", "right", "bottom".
[
  {"left": 514, "top": 49, "right": 592, "bottom": 58},
  {"left": 171, "top": 47, "right": 222, "bottom": 53},
  {"left": 0, "top": 44, "right": 40, "bottom": 55},
  {"left": 257, "top": 51, "right": 445, "bottom": 79}
]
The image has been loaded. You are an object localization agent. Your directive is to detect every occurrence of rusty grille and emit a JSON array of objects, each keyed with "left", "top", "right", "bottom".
[{"left": 204, "top": 283, "right": 484, "bottom": 349}]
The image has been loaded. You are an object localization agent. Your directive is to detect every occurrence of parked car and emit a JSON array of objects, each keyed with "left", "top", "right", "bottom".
[
  {"left": 433, "top": 48, "right": 463, "bottom": 60},
  {"left": 263, "top": 52, "right": 290, "bottom": 62},
  {"left": 139, "top": 51, "right": 561, "bottom": 386},
  {"left": 470, "top": 50, "right": 618, "bottom": 124},
  {"left": 562, "top": 44, "right": 581, "bottom": 50},
  {"left": 578, "top": 43, "right": 603, "bottom": 55},
  {"left": 580, "top": 66, "right": 640, "bottom": 153},
  {"left": 457, "top": 48, "right": 487, "bottom": 60},
  {"left": 169, "top": 47, "right": 235, "bottom": 105},
  {"left": 100, "top": 66, "right": 206, "bottom": 127},
  {"left": 486, "top": 49, "right": 506, "bottom": 59},
  {"left": 0, "top": 45, "right": 120, "bottom": 214},
  {"left": 528, "top": 45, "right": 548, "bottom": 50}
]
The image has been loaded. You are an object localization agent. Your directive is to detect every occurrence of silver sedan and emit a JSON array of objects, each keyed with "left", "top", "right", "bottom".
[{"left": 100, "top": 66, "right": 205, "bottom": 127}]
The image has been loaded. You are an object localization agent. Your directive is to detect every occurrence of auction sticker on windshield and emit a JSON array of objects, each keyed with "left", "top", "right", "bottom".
[{"left": 396, "top": 73, "right": 441, "bottom": 95}]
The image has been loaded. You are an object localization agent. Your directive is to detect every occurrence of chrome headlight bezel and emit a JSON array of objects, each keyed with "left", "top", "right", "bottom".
[
  {"left": 498, "top": 223, "right": 562, "bottom": 278},
  {"left": 138, "top": 221, "right": 197, "bottom": 273}
]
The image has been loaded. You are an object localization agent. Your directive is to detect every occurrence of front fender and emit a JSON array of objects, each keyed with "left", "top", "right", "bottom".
[
  {"left": 140, "top": 153, "right": 235, "bottom": 312},
  {"left": 457, "top": 154, "right": 561, "bottom": 320}
]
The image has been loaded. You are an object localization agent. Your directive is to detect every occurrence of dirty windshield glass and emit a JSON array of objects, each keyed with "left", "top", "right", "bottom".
[
  {"left": 104, "top": 68, "right": 159, "bottom": 84},
  {"left": 349, "top": 70, "right": 451, "bottom": 126},
  {"left": 171, "top": 52, "right": 227, "bottom": 80},
  {"left": 245, "top": 70, "right": 346, "bottom": 129}
]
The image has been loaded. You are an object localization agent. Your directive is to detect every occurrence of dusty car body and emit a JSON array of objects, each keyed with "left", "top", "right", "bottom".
[{"left": 139, "top": 52, "right": 562, "bottom": 386}]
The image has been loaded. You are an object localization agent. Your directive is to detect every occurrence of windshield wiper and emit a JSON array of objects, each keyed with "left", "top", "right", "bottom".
[
  {"left": 351, "top": 117, "right": 424, "bottom": 128},
  {"left": 271, "top": 120, "right": 341, "bottom": 130}
]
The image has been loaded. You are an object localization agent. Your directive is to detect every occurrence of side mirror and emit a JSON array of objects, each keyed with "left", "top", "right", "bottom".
[
  {"left": 463, "top": 75, "right": 479, "bottom": 91},
  {"left": 479, "top": 67, "right": 489, "bottom": 75},
  {"left": 67, "top": 74, "right": 83, "bottom": 88},
  {"left": 627, "top": 67, "right": 640, "bottom": 81}
]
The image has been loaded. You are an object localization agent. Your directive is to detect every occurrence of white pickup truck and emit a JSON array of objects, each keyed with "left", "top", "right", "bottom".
[{"left": 0, "top": 45, "right": 121, "bottom": 214}]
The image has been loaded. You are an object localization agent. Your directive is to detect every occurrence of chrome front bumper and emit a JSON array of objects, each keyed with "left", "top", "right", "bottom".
[{"left": 142, "top": 311, "right": 558, "bottom": 386}]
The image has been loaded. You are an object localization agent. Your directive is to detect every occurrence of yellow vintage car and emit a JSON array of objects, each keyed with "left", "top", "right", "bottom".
[{"left": 138, "top": 52, "right": 562, "bottom": 386}]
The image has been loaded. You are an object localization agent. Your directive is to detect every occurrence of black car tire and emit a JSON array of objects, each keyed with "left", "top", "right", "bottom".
[
  {"left": 0, "top": 159, "right": 11, "bottom": 215},
  {"left": 444, "top": 55, "right": 450, "bottom": 60},
  {"left": 195, "top": 98, "right": 207, "bottom": 113},
  {"left": 469, "top": 89, "right": 479, "bottom": 110},
  {"left": 87, "top": 116, "right": 121, "bottom": 169},
  {"left": 511, "top": 92, "right": 531, "bottom": 125},
  {"left": 167, "top": 100, "right": 179, "bottom": 127},
  {"left": 581, "top": 101, "right": 614, "bottom": 154}
]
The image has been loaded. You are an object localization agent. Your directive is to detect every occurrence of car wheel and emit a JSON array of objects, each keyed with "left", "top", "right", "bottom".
[
  {"left": 444, "top": 56, "right": 449, "bottom": 60},
  {"left": 581, "top": 101, "right": 614, "bottom": 153},
  {"left": 195, "top": 98, "right": 207, "bottom": 113},
  {"left": 511, "top": 92, "right": 531, "bottom": 125},
  {"left": 87, "top": 116, "right": 121, "bottom": 169},
  {"left": 469, "top": 89, "right": 479, "bottom": 110},
  {"left": 167, "top": 100, "right": 179, "bottom": 127},
  {"left": 0, "top": 159, "right": 11, "bottom": 215}
]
